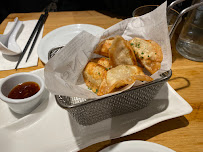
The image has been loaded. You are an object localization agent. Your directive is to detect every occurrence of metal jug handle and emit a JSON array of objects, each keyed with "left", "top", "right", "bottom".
[
  {"left": 167, "top": 0, "right": 186, "bottom": 13},
  {"left": 169, "top": 1, "right": 203, "bottom": 39}
]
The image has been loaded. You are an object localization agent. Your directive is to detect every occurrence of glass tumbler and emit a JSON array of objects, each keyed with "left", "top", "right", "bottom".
[
  {"left": 176, "top": 0, "right": 203, "bottom": 61},
  {"left": 132, "top": 5, "right": 179, "bottom": 31}
]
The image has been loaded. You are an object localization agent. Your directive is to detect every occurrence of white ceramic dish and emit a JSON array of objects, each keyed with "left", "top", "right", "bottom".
[
  {"left": 0, "top": 73, "right": 45, "bottom": 114},
  {"left": 0, "top": 69, "right": 192, "bottom": 152},
  {"left": 0, "top": 17, "right": 23, "bottom": 55},
  {"left": 100, "top": 140, "right": 175, "bottom": 152},
  {"left": 37, "top": 24, "right": 105, "bottom": 64}
]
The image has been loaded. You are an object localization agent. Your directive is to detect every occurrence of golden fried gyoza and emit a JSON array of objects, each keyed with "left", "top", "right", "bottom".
[
  {"left": 91, "top": 57, "right": 112, "bottom": 70},
  {"left": 94, "top": 37, "right": 114, "bottom": 57},
  {"left": 97, "top": 65, "right": 153, "bottom": 96},
  {"left": 130, "top": 37, "right": 163, "bottom": 74},
  {"left": 83, "top": 62, "right": 107, "bottom": 94},
  {"left": 109, "top": 36, "right": 137, "bottom": 67}
]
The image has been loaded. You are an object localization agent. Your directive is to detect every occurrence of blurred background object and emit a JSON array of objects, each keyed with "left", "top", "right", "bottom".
[
  {"left": 0, "top": 0, "right": 52, "bottom": 23},
  {"left": 0, "top": 0, "right": 193, "bottom": 24}
]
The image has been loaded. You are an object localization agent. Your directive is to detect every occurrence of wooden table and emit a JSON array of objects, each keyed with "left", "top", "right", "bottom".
[{"left": 0, "top": 11, "right": 202, "bottom": 152}]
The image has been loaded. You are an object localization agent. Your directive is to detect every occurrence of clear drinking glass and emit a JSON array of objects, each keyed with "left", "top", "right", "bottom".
[
  {"left": 132, "top": 5, "right": 179, "bottom": 31},
  {"left": 176, "top": 0, "right": 203, "bottom": 61}
]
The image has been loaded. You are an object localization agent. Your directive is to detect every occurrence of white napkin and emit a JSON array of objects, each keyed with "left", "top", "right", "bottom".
[{"left": 0, "top": 20, "right": 44, "bottom": 71}]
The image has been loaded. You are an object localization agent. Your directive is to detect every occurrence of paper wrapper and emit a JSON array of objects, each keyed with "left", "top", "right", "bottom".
[{"left": 44, "top": 2, "right": 172, "bottom": 99}]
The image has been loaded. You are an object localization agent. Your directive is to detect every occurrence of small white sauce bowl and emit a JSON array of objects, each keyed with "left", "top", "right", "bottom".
[{"left": 0, "top": 73, "right": 45, "bottom": 114}]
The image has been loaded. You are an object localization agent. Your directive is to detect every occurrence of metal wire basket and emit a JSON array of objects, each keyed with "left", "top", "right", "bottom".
[{"left": 48, "top": 47, "right": 172, "bottom": 126}]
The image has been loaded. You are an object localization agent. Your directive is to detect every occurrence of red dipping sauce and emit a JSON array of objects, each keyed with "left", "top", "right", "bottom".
[{"left": 8, "top": 82, "right": 40, "bottom": 99}]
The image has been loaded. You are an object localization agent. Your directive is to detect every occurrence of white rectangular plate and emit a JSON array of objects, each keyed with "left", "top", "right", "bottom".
[{"left": 0, "top": 69, "right": 192, "bottom": 152}]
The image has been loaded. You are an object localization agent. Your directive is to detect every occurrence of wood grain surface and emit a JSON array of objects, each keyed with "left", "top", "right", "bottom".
[{"left": 0, "top": 11, "right": 202, "bottom": 152}]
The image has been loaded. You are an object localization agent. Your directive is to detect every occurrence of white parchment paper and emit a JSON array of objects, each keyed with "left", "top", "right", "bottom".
[{"left": 44, "top": 1, "right": 172, "bottom": 99}]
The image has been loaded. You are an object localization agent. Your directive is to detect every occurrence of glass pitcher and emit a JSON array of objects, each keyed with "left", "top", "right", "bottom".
[{"left": 176, "top": 0, "right": 203, "bottom": 61}]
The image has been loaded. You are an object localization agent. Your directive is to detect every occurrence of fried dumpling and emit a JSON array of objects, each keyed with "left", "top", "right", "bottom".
[
  {"left": 94, "top": 37, "right": 114, "bottom": 57},
  {"left": 91, "top": 57, "right": 112, "bottom": 70},
  {"left": 130, "top": 37, "right": 163, "bottom": 74},
  {"left": 97, "top": 65, "right": 153, "bottom": 96},
  {"left": 83, "top": 62, "right": 107, "bottom": 94},
  {"left": 109, "top": 36, "right": 137, "bottom": 67}
]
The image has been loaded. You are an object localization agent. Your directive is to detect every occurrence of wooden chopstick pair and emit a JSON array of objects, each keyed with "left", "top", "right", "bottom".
[{"left": 15, "top": 10, "right": 48, "bottom": 70}]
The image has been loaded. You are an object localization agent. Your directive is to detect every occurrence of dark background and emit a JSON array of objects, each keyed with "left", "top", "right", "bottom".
[{"left": 0, "top": 0, "right": 192, "bottom": 24}]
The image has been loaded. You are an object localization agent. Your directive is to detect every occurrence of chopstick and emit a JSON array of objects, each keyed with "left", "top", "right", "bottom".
[
  {"left": 26, "top": 11, "right": 48, "bottom": 62},
  {"left": 15, "top": 11, "right": 48, "bottom": 70}
]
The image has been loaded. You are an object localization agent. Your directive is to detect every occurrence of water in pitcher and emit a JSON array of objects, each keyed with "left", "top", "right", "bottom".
[{"left": 176, "top": 1, "right": 203, "bottom": 61}]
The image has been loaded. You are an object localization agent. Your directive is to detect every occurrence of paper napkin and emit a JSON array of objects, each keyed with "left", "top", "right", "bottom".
[{"left": 0, "top": 20, "right": 44, "bottom": 71}]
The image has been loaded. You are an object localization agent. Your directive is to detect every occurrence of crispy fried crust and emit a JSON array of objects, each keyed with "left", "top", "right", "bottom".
[
  {"left": 130, "top": 37, "right": 163, "bottom": 74},
  {"left": 83, "top": 36, "right": 160, "bottom": 96},
  {"left": 109, "top": 36, "right": 137, "bottom": 67},
  {"left": 94, "top": 37, "right": 114, "bottom": 57},
  {"left": 83, "top": 62, "right": 107, "bottom": 94},
  {"left": 91, "top": 57, "right": 112, "bottom": 70},
  {"left": 97, "top": 65, "right": 153, "bottom": 96}
]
